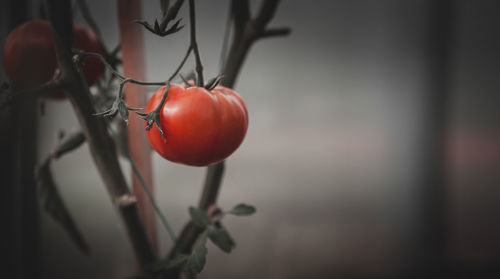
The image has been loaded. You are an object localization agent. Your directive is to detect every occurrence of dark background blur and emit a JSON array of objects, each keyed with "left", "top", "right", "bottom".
[{"left": 2, "top": 0, "right": 500, "bottom": 278}]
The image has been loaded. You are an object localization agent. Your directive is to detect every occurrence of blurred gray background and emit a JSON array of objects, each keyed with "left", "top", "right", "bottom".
[{"left": 2, "top": 0, "right": 500, "bottom": 278}]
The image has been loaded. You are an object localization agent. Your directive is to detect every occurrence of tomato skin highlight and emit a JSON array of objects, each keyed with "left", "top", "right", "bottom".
[
  {"left": 2, "top": 20, "right": 104, "bottom": 100},
  {"left": 145, "top": 84, "right": 249, "bottom": 166}
]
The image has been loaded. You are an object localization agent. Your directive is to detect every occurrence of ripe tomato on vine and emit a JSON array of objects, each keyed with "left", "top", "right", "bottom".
[
  {"left": 2, "top": 20, "right": 104, "bottom": 99},
  {"left": 145, "top": 84, "right": 248, "bottom": 166}
]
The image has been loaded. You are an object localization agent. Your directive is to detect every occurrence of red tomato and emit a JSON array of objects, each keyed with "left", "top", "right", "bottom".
[
  {"left": 2, "top": 20, "right": 104, "bottom": 99},
  {"left": 2, "top": 20, "right": 57, "bottom": 92},
  {"left": 145, "top": 84, "right": 248, "bottom": 166}
]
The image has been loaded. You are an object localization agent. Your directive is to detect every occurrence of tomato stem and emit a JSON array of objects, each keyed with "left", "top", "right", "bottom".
[
  {"left": 165, "top": 0, "right": 291, "bottom": 270},
  {"left": 75, "top": 45, "right": 192, "bottom": 125},
  {"left": 188, "top": 0, "right": 204, "bottom": 87},
  {"left": 139, "top": 44, "right": 193, "bottom": 137}
]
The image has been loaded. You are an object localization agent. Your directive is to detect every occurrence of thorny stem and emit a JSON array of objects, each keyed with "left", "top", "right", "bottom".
[{"left": 188, "top": 0, "right": 203, "bottom": 86}]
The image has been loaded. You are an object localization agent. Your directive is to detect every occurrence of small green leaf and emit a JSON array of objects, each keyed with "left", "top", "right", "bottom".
[
  {"left": 208, "top": 227, "right": 234, "bottom": 253},
  {"left": 189, "top": 206, "right": 210, "bottom": 229},
  {"left": 186, "top": 230, "right": 209, "bottom": 273},
  {"left": 228, "top": 203, "right": 256, "bottom": 216}
]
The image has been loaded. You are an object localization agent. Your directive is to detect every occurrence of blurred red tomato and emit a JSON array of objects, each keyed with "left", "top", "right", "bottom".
[
  {"left": 145, "top": 84, "right": 248, "bottom": 166},
  {"left": 2, "top": 20, "right": 57, "bottom": 92},
  {"left": 2, "top": 20, "right": 104, "bottom": 100}
]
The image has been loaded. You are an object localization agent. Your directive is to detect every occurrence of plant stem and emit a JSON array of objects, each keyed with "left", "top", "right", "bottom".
[
  {"left": 79, "top": 45, "right": 191, "bottom": 115},
  {"left": 218, "top": 1, "right": 233, "bottom": 74},
  {"left": 188, "top": 0, "right": 203, "bottom": 86},
  {"left": 44, "top": 0, "right": 156, "bottom": 269},
  {"left": 166, "top": 2, "right": 290, "bottom": 275},
  {"left": 77, "top": 43, "right": 193, "bottom": 246},
  {"left": 151, "top": 45, "right": 193, "bottom": 110},
  {"left": 162, "top": 0, "right": 185, "bottom": 25}
]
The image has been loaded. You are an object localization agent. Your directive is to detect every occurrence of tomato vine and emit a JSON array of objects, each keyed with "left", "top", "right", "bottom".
[{"left": 2, "top": 0, "right": 290, "bottom": 277}]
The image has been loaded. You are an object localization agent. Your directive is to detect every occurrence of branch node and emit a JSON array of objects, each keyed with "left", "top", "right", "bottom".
[{"left": 115, "top": 194, "right": 138, "bottom": 207}]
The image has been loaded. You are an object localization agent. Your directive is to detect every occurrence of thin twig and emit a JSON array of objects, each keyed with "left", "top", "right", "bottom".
[
  {"left": 78, "top": 46, "right": 191, "bottom": 90},
  {"left": 76, "top": 51, "right": 165, "bottom": 86},
  {"left": 188, "top": 0, "right": 203, "bottom": 86},
  {"left": 223, "top": 0, "right": 290, "bottom": 87},
  {"left": 231, "top": 0, "right": 249, "bottom": 43},
  {"left": 258, "top": 27, "right": 291, "bottom": 39}
]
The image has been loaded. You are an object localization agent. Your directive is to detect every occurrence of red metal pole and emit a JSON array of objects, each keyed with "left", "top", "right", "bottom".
[{"left": 117, "top": 0, "right": 157, "bottom": 254}]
